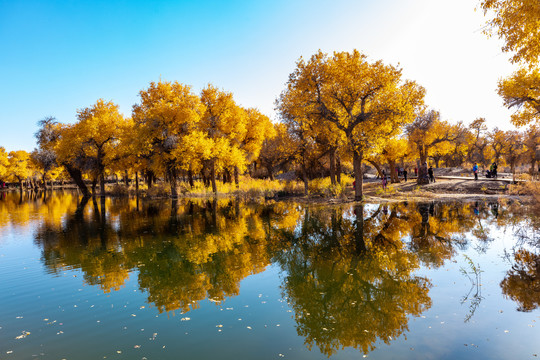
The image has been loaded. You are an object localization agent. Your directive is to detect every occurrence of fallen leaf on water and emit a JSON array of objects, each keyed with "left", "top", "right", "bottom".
[{"left": 15, "top": 331, "right": 31, "bottom": 339}]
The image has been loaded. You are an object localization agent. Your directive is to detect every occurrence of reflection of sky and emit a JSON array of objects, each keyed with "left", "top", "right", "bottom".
[{"left": 400, "top": 225, "right": 538, "bottom": 360}]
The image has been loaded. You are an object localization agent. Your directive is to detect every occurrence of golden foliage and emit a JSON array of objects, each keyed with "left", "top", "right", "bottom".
[
  {"left": 498, "top": 67, "right": 540, "bottom": 126},
  {"left": 481, "top": 0, "right": 540, "bottom": 65}
]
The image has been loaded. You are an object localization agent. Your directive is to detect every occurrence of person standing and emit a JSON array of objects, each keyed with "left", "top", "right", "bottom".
[
  {"left": 473, "top": 163, "right": 478, "bottom": 180},
  {"left": 428, "top": 166, "right": 435, "bottom": 183},
  {"left": 492, "top": 162, "right": 498, "bottom": 179},
  {"left": 403, "top": 169, "right": 408, "bottom": 182}
]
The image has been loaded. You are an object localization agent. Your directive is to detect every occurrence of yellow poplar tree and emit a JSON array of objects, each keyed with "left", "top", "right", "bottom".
[
  {"left": 487, "top": 127, "right": 507, "bottom": 164},
  {"left": 406, "top": 110, "right": 464, "bottom": 182},
  {"left": 280, "top": 50, "right": 425, "bottom": 200},
  {"left": 199, "top": 84, "right": 247, "bottom": 193},
  {"left": 497, "top": 68, "right": 540, "bottom": 126},
  {"left": 480, "top": 0, "right": 540, "bottom": 65},
  {"left": 258, "top": 123, "right": 295, "bottom": 180},
  {"left": 56, "top": 99, "right": 126, "bottom": 196},
  {"left": 240, "top": 108, "right": 276, "bottom": 180},
  {"left": 502, "top": 130, "right": 526, "bottom": 180},
  {"left": 481, "top": 1, "right": 540, "bottom": 126},
  {"left": 0, "top": 147, "right": 8, "bottom": 181},
  {"left": 132, "top": 80, "right": 204, "bottom": 197},
  {"left": 7, "top": 150, "right": 31, "bottom": 190},
  {"left": 380, "top": 138, "right": 410, "bottom": 183}
]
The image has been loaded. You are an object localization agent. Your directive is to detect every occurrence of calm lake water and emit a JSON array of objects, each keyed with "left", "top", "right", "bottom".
[{"left": 0, "top": 191, "right": 539, "bottom": 359}]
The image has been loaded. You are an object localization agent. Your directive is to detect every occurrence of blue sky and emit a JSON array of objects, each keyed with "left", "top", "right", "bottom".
[{"left": 0, "top": 0, "right": 515, "bottom": 151}]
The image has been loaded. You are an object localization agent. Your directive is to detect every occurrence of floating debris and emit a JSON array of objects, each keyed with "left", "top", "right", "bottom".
[{"left": 15, "top": 331, "right": 30, "bottom": 339}]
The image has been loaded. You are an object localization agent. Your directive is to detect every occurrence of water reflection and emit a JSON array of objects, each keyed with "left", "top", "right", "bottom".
[
  {"left": 1, "top": 191, "right": 538, "bottom": 356},
  {"left": 273, "top": 205, "right": 432, "bottom": 356}
]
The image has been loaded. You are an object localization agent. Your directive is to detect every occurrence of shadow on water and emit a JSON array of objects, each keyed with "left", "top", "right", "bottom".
[{"left": 1, "top": 191, "right": 539, "bottom": 356}]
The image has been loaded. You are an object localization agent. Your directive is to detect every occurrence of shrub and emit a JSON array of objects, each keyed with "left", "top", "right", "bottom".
[
  {"left": 145, "top": 184, "right": 170, "bottom": 198},
  {"left": 109, "top": 184, "right": 129, "bottom": 197},
  {"left": 508, "top": 181, "right": 540, "bottom": 199}
]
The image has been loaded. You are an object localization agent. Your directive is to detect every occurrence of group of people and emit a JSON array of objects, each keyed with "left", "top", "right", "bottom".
[{"left": 472, "top": 162, "right": 497, "bottom": 180}]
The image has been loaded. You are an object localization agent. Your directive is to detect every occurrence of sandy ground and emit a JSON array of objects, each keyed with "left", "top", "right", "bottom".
[{"left": 322, "top": 177, "right": 524, "bottom": 205}]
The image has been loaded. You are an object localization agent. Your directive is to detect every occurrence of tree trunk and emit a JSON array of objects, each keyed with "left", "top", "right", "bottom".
[
  {"left": 100, "top": 173, "right": 106, "bottom": 196},
  {"left": 366, "top": 159, "right": 383, "bottom": 178},
  {"left": 336, "top": 154, "right": 342, "bottom": 184},
  {"left": 234, "top": 166, "right": 239, "bottom": 188},
  {"left": 211, "top": 160, "right": 217, "bottom": 193},
  {"left": 65, "top": 164, "right": 91, "bottom": 198},
  {"left": 329, "top": 148, "right": 336, "bottom": 185},
  {"left": 124, "top": 170, "right": 129, "bottom": 186},
  {"left": 301, "top": 163, "right": 309, "bottom": 195},
  {"left": 202, "top": 172, "right": 208, "bottom": 187},
  {"left": 188, "top": 169, "right": 194, "bottom": 188},
  {"left": 353, "top": 150, "right": 363, "bottom": 201},
  {"left": 146, "top": 170, "right": 154, "bottom": 189},
  {"left": 169, "top": 168, "right": 178, "bottom": 198},
  {"left": 388, "top": 160, "right": 399, "bottom": 183},
  {"left": 418, "top": 144, "right": 428, "bottom": 165},
  {"left": 135, "top": 171, "right": 139, "bottom": 194},
  {"left": 42, "top": 175, "right": 47, "bottom": 190},
  {"left": 266, "top": 165, "right": 274, "bottom": 181}
]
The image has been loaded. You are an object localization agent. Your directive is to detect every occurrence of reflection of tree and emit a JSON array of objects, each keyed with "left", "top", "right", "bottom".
[
  {"left": 15, "top": 192, "right": 540, "bottom": 349},
  {"left": 33, "top": 197, "right": 277, "bottom": 313},
  {"left": 274, "top": 205, "right": 432, "bottom": 356},
  {"left": 501, "top": 250, "right": 540, "bottom": 312},
  {"left": 407, "top": 202, "right": 470, "bottom": 268},
  {"left": 35, "top": 195, "right": 128, "bottom": 293}
]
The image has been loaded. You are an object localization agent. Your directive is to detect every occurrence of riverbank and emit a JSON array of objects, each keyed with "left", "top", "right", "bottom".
[{"left": 2, "top": 176, "right": 537, "bottom": 205}]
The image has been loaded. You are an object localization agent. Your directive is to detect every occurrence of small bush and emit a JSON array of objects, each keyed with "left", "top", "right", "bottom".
[
  {"left": 509, "top": 181, "right": 540, "bottom": 200},
  {"left": 283, "top": 181, "right": 304, "bottom": 195},
  {"left": 109, "top": 184, "right": 129, "bottom": 197},
  {"left": 308, "top": 178, "right": 346, "bottom": 197},
  {"left": 517, "top": 173, "right": 532, "bottom": 181},
  {"left": 146, "top": 184, "right": 170, "bottom": 198}
]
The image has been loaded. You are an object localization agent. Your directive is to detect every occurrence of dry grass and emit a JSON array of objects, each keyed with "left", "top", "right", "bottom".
[{"left": 509, "top": 180, "right": 540, "bottom": 201}]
